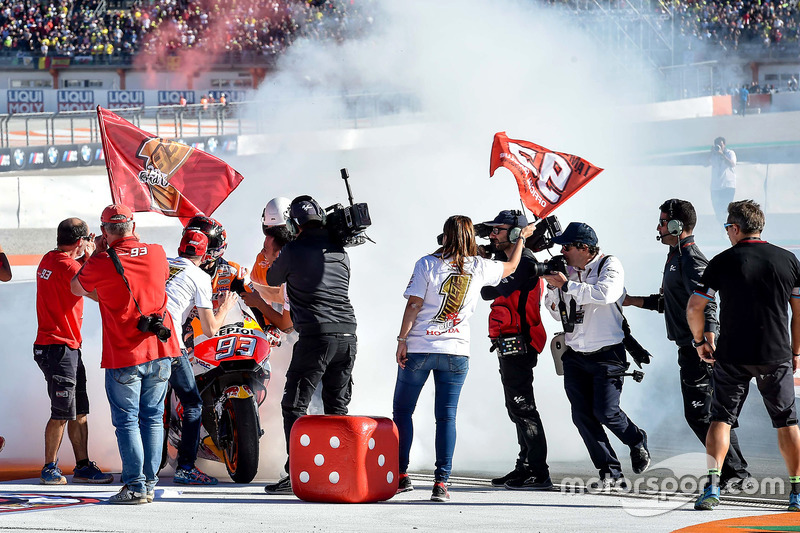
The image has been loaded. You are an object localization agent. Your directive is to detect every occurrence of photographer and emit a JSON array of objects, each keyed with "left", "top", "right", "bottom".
[
  {"left": 263, "top": 195, "right": 357, "bottom": 495},
  {"left": 709, "top": 137, "right": 736, "bottom": 226},
  {"left": 479, "top": 210, "right": 551, "bottom": 491},
  {"left": 624, "top": 199, "right": 750, "bottom": 490},
  {"left": 71, "top": 204, "right": 180, "bottom": 504},
  {"left": 542, "top": 222, "right": 650, "bottom": 489}
]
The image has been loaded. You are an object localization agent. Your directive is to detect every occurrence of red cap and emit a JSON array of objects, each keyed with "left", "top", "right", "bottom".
[
  {"left": 101, "top": 204, "right": 134, "bottom": 224},
  {"left": 179, "top": 229, "right": 208, "bottom": 257}
]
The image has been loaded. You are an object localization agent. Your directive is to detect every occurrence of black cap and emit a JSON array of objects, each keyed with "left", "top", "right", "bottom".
[
  {"left": 551, "top": 222, "right": 598, "bottom": 246},
  {"left": 484, "top": 210, "right": 528, "bottom": 227}
]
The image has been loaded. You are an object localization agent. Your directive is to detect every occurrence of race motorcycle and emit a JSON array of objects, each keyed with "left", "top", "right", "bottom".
[{"left": 161, "top": 295, "right": 281, "bottom": 483}]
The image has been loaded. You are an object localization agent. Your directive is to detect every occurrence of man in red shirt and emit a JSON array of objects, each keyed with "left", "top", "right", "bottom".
[
  {"left": 34, "top": 218, "right": 113, "bottom": 485},
  {"left": 71, "top": 205, "right": 180, "bottom": 504}
]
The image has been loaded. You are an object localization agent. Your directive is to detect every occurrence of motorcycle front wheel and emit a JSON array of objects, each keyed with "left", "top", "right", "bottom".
[{"left": 220, "top": 396, "right": 260, "bottom": 483}]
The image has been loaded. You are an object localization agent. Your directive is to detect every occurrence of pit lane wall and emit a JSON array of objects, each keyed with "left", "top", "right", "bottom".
[
  {"left": 631, "top": 92, "right": 800, "bottom": 122},
  {"left": 2, "top": 89, "right": 252, "bottom": 113}
]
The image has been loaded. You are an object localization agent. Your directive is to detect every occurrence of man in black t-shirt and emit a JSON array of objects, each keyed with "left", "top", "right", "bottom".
[{"left": 687, "top": 200, "right": 800, "bottom": 513}]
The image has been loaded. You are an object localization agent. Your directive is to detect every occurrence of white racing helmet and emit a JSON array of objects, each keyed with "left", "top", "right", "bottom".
[{"left": 262, "top": 197, "right": 291, "bottom": 234}]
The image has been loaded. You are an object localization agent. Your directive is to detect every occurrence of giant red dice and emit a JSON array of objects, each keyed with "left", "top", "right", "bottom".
[{"left": 289, "top": 415, "right": 399, "bottom": 503}]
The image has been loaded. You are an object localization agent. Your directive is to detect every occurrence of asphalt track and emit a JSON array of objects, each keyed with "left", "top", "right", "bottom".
[{"left": 0, "top": 471, "right": 797, "bottom": 533}]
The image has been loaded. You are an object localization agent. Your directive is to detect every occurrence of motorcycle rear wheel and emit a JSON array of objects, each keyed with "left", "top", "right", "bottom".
[{"left": 221, "top": 397, "right": 260, "bottom": 483}]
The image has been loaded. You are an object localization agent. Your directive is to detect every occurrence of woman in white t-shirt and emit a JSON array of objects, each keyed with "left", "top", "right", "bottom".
[{"left": 393, "top": 215, "right": 533, "bottom": 502}]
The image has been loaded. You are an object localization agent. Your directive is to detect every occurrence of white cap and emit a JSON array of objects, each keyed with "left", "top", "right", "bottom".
[{"left": 262, "top": 197, "right": 291, "bottom": 227}]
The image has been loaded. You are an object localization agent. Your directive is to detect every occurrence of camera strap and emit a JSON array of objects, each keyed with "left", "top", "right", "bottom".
[{"left": 107, "top": 247, "right": 149, "bottom": 320}]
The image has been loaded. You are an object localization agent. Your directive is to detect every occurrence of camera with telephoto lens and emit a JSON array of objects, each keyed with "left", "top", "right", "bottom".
[
  {"left": 530, "top": 254, "right": 567, "bottom": 278},
  {"left": 325, "top": 168, "right": 372, "bottom": 248},
  {"left": 137, "top": 313, "right": 172, "bottom": 343}
]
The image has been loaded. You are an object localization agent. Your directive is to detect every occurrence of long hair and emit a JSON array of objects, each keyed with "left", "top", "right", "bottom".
[{"left": 435, "top": 215, "right": 477, "bottom": 274}]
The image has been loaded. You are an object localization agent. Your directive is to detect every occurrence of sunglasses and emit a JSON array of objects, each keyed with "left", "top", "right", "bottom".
[
  {"left": 562, "top": 243, "right": 582, "bottom": 251},
  {"left": 658, "top": 218, "right": 669, "bottom": 227},
  {"left": 723, "top": 223, "right": 736, "bottom": 230},
  {"left": 80, "top": 235, "right": 93, "bottom": 241}
]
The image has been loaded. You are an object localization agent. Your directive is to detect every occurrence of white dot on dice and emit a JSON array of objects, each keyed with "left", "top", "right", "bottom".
[
  {"left": 300, "top": 434, "right": 310, "bottom": 446},
  {"left": 368, "top": 438, "right": 375, "bottom": 449},
  {"left": 330, "top": 436, "right": 340, "bottom": 448},
  {"left": 314, "top": 454, "right": 325, "bottom": 466},
  {"left": 386, "top": 471, "right": 394, "bottom": 483},
  {"left": 329, "top": 471, "right": 340, "bottom": 484},
  {"left": 300, "top": 471, "right": 310, "bottom": 483},
  {"left": 378, "top": 454, "right": 385, "bottom": 467}
]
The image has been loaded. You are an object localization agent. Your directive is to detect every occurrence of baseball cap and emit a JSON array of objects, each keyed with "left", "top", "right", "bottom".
[
  {"left": 551, "top": 222, "right": 598, "bottom": 247},
  {"left": 484, "top": 210, "right": 529, "bottom": 227},
  {"left": 178, "top": 229, "right": 209, "bottom": 257},
  {"left": 101, "top": 204, "right": 134, "bottom": 224}
]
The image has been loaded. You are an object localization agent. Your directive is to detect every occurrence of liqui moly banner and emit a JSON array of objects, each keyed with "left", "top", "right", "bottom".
[
  {"left": 158, "top": 91, "right": 195, "bottom": 105},
  {"left": 58, "top": 90, "right": 95, "bottom": 112},
  {"left": 107, "top": 90, "right": 145, "bottom": 109},
  {"left": 207, "top": 90, "right": 247, "bottom": 102},
  {"left": 7, "top": 90, "right": 44, "bottom": 113}
]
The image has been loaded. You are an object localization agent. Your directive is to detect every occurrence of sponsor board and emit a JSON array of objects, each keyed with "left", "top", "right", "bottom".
[
  {"left": 107, "top": 90, "right": 145, "bottom": 109},
  {"left": 7, "top": 89, "right": 44, "bottom": 113},
  {"left": 0, "top": 136, "right": 236, "bottom": 173},
  {"left": 57, "top": 90, "right": 94, "bottom": 112},
  {"left": 158, "top": 90, "right": 195, "bottom": 105},
  {"left": 208, "top": 90, "right": 248, "bottom": 102}
]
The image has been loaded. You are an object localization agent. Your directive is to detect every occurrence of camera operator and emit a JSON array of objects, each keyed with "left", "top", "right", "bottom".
[
  {"left": 709, "top": 137, "right": 736, "bottom": 226},
  {"left": 479, "top": 210, "right": 551, "bottom": 491},
  {"left": 624, "top": 199, "right": 750, "bottom": 490},
  {"left": 542, "top": 222, "right": 650, "bottom": 489},
  {"left": 71, "top": 204, "right": 180, "bottom": 504},
  {"left": 164, "top": 230, "right": 236, "bottom": 486},
  {"left": 263, "top": 195, "right": 357, "bottom": 495}
]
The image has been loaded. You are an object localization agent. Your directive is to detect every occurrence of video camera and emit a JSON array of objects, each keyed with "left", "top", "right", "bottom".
[
  {"left": 325, "top": 168, "right": 372, "bottom": 248},
  {"left": 474, "top": 214, "right": 565, "bottom": 278}
]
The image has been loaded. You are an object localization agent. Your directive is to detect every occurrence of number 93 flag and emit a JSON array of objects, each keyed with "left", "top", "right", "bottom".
[{"left": 489, "top": 132, "right": 603, "bottom": 219}]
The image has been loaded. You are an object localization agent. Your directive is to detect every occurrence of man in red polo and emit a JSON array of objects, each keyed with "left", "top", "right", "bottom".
[
  {"left": 34, "top": 218, "right": 113, "bottom": 485},
  {"left": 71, "top": 204, "right": 180, "bottom": 504}
]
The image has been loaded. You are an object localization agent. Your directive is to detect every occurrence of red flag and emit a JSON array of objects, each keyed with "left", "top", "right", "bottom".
[
  {"left": 489, "top": 132, "right": 603, "bottom": 219},
  {"left": 96, "top": 106, "right": 243, "bottom": 222}
]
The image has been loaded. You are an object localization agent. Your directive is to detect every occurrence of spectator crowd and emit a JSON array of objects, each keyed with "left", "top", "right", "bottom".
[{"left": 0, "top": 0, "right": 375, "bottom": 65}]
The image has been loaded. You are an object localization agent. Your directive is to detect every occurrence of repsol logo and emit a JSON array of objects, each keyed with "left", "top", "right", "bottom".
[
  {"left": 108, "top": 91, "right": 145, "bottom": 106},
  {"left": 158, "top": 91, "right": 195, "bottom": 105}
]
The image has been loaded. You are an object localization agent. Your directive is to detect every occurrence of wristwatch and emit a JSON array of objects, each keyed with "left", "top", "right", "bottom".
[{"left": 692, "top": 338, "right": 707, "bottom": 348}]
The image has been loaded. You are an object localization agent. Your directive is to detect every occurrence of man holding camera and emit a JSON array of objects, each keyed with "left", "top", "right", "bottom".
[
  {"left": 479, "top": 210, "right": 551, "bottom": 490},
  {"left": 689, "top": 200, "right": 800, "bottom": 512},
  {"left": 34, "top": 218, "right": 113, "bottom": 485},
  {"left": 709, "top": 137, "right": 736, "bottom": 226},
  {"left": 263, "top": 195, "right": 357, "bottom": 494},
  {"left": 624, "top": 199, "right": 750, "bottom": 490},
  {"left": 542, "top": 222, "right": 650, "bottom": 488},
  {"left": 71, "top": 204, "right": 180, "bottom": 504}
]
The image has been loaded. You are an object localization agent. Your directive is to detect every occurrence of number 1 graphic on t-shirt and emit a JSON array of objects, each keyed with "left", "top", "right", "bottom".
[{"left": 433, "top": 274, "right": 471, "bottom": 324}]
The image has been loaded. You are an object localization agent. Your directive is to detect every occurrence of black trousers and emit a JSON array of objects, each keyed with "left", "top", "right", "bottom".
[
  {"left": 281, "top": 333, "right": 357, "bottom": 471},
  {"left": 677, "top": 346, "right": 749, "bottom": 481},
  {"left": 497, "top": 350, "right": 549, "bottom": 479},
  {"left": 563, "top": 344, "right": 645, "bottom": 479}
]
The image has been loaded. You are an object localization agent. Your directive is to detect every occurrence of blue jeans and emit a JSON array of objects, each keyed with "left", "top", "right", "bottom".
[
  {"left": 392, "top": 353, "right": 469, "bottom": 482},
  {"left": 105, "top": 358, "right": 171, "bottom": 494},
  {"left": 169, "top": 351, "right": 203, "bottom": 470}
]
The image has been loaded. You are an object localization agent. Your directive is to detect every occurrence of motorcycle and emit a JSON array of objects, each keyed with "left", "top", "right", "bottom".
[{"left": 161, "top": 295, "right": 281, "bottom": 483}]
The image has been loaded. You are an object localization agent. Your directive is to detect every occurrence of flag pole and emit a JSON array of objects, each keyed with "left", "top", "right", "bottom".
[{"left": 95, "top": 106, "right": 118, "bottom": 204}]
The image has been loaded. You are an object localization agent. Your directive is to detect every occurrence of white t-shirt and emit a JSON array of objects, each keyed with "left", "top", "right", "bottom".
[
  {"left": 710, "top": 148, "right": 736, "bottom": 190},
  {"left": 404, "top": 254, "right": 504, "bottom": 356},
  {"left": 166, "top": 256, "right": 214, "bottom": 350}
]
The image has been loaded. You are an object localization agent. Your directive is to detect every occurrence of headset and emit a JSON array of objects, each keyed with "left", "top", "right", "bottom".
[
  {"left": 287, "top": 195, "right": 326, "bottom": 236},
  {"left": 665, "top": 199, "right": 684, "bottom": 237},
  {"left": 506, "top": 210, "right": 525, "bottom": 243}
]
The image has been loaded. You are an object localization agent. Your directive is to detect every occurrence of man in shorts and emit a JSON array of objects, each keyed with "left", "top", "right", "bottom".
[
  {"left": 34, "top": 218, "right": 113, "bottom": 484},
  {"left": 688, "top": 200, "right": 800, "bottom": 512}
]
